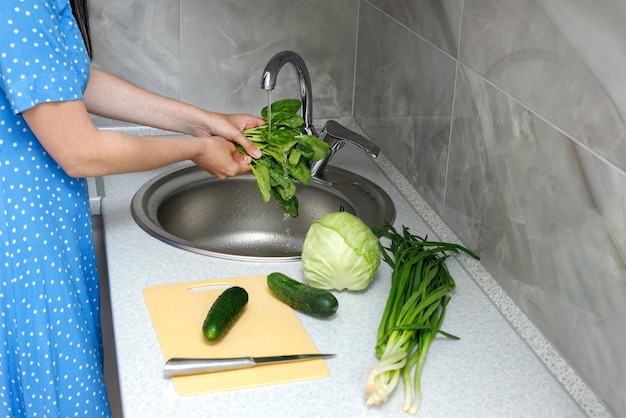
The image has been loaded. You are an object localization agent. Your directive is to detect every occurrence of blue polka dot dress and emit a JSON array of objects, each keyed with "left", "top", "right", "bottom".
[{"left": 0, "top": 1, "right": 112, "bottom": 416}]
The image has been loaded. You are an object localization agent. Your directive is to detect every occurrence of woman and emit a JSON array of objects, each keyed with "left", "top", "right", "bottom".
[{"left": 0, "top": 0, "right": 264, "bottom": 416}]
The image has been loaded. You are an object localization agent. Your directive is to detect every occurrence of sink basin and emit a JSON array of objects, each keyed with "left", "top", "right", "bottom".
[{"left": 131, "top": 164, "right": 395, "bottom": 261}]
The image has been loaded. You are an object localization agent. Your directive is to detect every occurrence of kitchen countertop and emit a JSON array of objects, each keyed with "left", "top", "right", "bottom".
[{"left": 99, "top": 125, "right": 600, "bottom": 418}]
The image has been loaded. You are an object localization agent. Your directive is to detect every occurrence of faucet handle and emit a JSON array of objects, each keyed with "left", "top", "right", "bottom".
[
  {"left": 310, "top": 120, "right": 380, "bottom": 177},
  {"left": 320, "top": 120, "right": 380, "bottom": 157}
]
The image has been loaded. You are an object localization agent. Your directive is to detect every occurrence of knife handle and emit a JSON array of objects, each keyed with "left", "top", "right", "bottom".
[{"left": 164, "top": 357, "right": 256, "bottom": 377}]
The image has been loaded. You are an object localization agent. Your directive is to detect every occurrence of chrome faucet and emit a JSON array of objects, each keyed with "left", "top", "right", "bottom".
[
  {"left": 261, "top": 50, "right": 315, "bottom": 135},
  {"left": 261, "top": 51, "right": 380, "bottom": 178}
]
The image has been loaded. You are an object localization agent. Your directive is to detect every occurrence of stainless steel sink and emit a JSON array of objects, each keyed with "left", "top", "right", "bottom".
[{"left": 130, "top": 164, "right": 395, "bottom": 261}]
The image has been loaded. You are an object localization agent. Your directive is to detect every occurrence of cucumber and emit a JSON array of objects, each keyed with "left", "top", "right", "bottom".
[
  {"left": 267, "top": 272, "right": 338, "bottom": 318},
  {"left": 202, "top": 286, "right": 249, "bottom": 341}
]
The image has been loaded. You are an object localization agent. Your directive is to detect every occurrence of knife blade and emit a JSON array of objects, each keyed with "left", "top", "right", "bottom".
[{"left": 164, "top": 353, "right": 335, "bottom": 377}]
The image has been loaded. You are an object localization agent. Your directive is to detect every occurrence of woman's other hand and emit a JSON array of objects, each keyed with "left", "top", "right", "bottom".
[
  {"left": 187, "top": 112, "right": 265, "bottom": 178},
  {"left": 191, "top": 135, "right": 257, "bottom": 179},
  {"left": 190, "top": 112, "right": 265, "bottom": 160}
]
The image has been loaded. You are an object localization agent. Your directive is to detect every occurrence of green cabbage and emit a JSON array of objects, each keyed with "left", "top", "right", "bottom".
[{"left": 301, "top": 212, "right": 381, "bottom": 291}]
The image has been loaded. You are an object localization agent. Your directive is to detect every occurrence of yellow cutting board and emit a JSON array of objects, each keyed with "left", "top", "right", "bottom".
[{"left": 143, "top": 275, "right": 330, "bottom": 396}]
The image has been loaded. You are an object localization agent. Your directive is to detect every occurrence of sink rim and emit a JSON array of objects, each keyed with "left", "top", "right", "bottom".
[{"left": 130, "top": 164, "right": 395, "bottom": 262}]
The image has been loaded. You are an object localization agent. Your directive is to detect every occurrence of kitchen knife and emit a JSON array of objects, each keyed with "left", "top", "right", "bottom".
[{"left": 164, "top": 353, "right": 335, "bottom": 377}]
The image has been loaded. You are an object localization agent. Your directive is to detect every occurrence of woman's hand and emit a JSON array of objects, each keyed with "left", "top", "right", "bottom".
[
  {"left": 186, "top": 112, "right": 265, "bottom": 177},
  {"left": 189, "top": 112, "right": 265, "bottom": 163},
  {"left": 191, "top": 135, "right": 257, "bottom": 179}
]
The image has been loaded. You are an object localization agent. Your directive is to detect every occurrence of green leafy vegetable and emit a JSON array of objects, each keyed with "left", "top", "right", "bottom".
[
  {"left": 365, "top": 224, "right": 479, "bottom": 414},
  {"left": 240, "top": 98, "right": 330, "bottom": 217},
  {"left": 301, "top": 212, "right": 381, "bottom": 291}
]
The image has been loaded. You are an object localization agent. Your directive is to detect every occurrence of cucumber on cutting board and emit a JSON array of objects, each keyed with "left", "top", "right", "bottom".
[
  {"left": 202, "top": 286, "right": 249, "bottom": 341},
  {"left": 267, "top": 272, "right": 338, "bottom": 318}
]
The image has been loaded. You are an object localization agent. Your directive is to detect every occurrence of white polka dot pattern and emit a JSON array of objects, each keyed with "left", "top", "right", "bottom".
[{"left": 0, "top": 1, "right": 111, "bottom": 417}]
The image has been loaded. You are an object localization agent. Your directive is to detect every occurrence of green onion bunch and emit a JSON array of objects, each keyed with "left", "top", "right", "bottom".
[{"left": 366, "top": 225, "right": 479, "bottom": 415}]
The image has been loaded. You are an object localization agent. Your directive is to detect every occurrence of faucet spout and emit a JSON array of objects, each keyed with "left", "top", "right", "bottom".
[{"left": 261, "top": 50, "right": 315, "bottom": 135}]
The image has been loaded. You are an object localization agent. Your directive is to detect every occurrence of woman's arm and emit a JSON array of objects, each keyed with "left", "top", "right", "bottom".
[
  {"left": 20, "top": 67, "right": 264, "bottom": 179},
  {"left": 84, "top": 67, "right": 264, "bottom": 155}
]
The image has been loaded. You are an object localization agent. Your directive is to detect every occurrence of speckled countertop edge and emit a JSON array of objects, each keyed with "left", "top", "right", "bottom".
[{"left": 96, "top": 123, "right": 611, "bottom": 417}]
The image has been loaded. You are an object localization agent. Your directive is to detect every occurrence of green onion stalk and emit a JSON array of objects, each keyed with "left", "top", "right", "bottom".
[{"left": 366, "top": 225, "right": 479, "bottom": 415}]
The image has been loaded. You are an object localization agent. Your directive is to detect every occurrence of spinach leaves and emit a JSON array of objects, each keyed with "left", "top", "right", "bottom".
[{"left": 240, "top": 99, "right": 329, "bottom": 217}]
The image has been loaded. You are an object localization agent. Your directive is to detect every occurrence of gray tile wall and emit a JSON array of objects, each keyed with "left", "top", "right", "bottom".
[
  {"left": 89, "top": 0, "right": 625, "bottom": 415},
  {"left": 355, "top": 1, "right": 625, "bottom": 415},
  {"left": 89, "top": 0, "right": 358, "bottom": 126}
]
